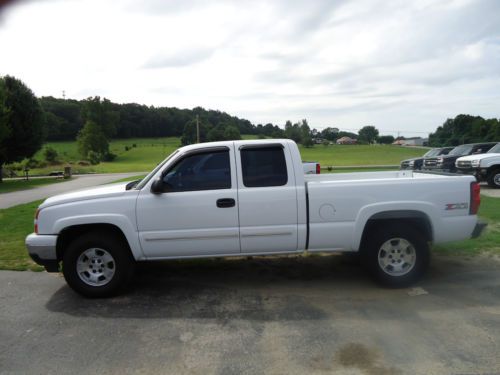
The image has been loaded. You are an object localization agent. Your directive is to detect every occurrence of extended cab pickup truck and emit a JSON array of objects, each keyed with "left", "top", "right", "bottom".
[
  {"left": 455, "top": 142, "right": 500, "bottom": 188},
  {"left": 26, "top": 139, "right": 486, "bottom": 297}
]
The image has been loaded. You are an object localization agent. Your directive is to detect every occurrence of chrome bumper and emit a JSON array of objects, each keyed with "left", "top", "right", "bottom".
[{"left": 25, "top": 233, "right": 59, "bottom": 272}]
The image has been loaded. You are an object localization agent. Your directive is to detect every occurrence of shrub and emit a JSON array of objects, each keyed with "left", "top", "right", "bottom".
[
  {"left": 25, "top": 158, "right": 47, "bottom": 169},
  {"left": 102, "top": 152, "right": 117, "bottom": 162},
  {"left": 87, "top": 151, "right": 100, "bottom": 165},
  {"left": 43, "top": 147, "right": 59, "bottom": 163}
]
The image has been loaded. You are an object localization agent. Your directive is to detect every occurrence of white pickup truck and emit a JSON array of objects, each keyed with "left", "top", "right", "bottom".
[
  {"left": 455, "top": 142, "right": 500, "bottom": 188},
  {"left": 26, "top": 139, "right": 485, "bottom": 297}
]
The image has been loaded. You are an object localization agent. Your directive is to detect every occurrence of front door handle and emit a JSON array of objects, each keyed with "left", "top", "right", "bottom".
[{"left": 217, "top": 198, "right": 235, "bottom": 208}]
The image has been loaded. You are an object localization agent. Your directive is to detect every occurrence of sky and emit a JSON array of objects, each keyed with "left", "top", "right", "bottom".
[{"left": 0, "top": 0, "right": 499, "bottom": 137}]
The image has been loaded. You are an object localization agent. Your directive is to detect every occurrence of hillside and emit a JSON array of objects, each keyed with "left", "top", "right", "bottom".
[{"left": 20, "top": 137, "right": 427, "bottom": 175}]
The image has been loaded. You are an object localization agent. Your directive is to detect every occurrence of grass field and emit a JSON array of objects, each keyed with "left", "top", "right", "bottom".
[
  {"left": 0, "top": 177, "right": 69, "bottom": 194},
  {"left": 11, "top": 136, "right": 426, "bottom": 176},
  {"left": 1, "top": 195, "right": 498, "bottom": 272}
]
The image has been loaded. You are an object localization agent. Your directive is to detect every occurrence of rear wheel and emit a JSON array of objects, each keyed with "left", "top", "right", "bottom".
[
  {"left": 362, "top": 223, "right": 429, "bottom": 287},
  {"left": 62, "top": 232, "right": 135, "bottom": 298},
  {"left": 486, "top": 168, "right": 500, "bottom": 188}
]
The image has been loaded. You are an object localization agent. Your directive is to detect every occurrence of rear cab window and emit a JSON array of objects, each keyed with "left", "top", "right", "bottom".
[{"left": 240, "top": 146, "right": 288, "bottom": 187}]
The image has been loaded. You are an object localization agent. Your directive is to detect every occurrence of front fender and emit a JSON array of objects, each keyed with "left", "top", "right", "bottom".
[{"left": 52, "top": 214, "right": 144, "bottom": 260}]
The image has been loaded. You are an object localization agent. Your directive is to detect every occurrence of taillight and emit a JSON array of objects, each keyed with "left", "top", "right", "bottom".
[
  {"left": 34, "top": 208, "right": 40, "bottom": 234},
  {"left": 316, "top": 163, "right": 321, "bottom": 174},
  {"left": 470, "top": 182, "right": 480, "bottom": 215}
]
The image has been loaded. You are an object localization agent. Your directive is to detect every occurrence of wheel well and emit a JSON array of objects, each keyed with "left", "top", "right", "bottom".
[
  {"left": 56, "top": 223, "right": 131, "bottom": 261},
  {"left": 360, "top": 212, "right": 433, "bottom": 249},
  {"left": 487, "top": 165, "right": 500, "bottom": 174}
]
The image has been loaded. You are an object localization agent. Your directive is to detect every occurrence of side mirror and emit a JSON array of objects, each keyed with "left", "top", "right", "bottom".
[{"left": 151, "top": 178, "right": 165, "bottom": 194}]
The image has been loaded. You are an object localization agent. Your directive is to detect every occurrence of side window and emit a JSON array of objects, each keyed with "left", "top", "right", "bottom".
[
  {"left": 241, "top": 146, "right": 288, "bottom": 187},
  {"left": 162, "top": 150, "right": 231, "bottom": 192}
]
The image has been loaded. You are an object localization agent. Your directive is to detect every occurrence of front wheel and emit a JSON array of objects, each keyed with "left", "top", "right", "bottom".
[
  {"left": 63, "top": 232, "right": 135, "bottom": 298},
  {"left": 361, "top": 223, "right": 430, "bottom": 287},
  {"left": 487, "top": 168, "right": 500, "bottom": 188}
]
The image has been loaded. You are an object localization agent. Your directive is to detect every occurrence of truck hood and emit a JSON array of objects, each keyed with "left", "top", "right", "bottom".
[
  {"left": 456, "top": 153, "right": 500, "bottom": 162},
  {"left": 40, "top": 182, "right": 131, "bottom": 208}
]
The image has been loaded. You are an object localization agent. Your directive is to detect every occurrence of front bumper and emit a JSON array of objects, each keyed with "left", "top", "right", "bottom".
[
  {"left": 25, "top": 233, "right": 59, "bottom": 272},
  {"left": 471, "top": 221, "right": 487, "bottom": 239},
  {"left": 456, "top": 168, "right": 483, "bottom": 180}
]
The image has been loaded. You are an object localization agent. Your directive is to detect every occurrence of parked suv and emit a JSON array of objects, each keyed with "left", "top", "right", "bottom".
[
  {"left": 400, "top": 147, "right": 453, "bottom": 170},
  {"left": 423, "top": 142, "right": 497, "bottom": 173},
  {"left": 455, "top": 142, "right": 500, "bottom": 188}
]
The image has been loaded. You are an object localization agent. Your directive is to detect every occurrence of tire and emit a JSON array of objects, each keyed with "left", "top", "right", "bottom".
[
  {"left": 486, "top": 168, "right": 500, "bottom": 188},
  {"left": 62, "top": 231, "right": 135, "bottom": 298},
  {"left": 361, "top": 223, "right": 430, "bottom": 287}
]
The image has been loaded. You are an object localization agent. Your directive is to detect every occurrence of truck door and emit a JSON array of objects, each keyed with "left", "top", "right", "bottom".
[
  {"left": 235, "top": 144, "right": 299, "bottom": 253},
  {"left": 136, "top": 145, "right": 240, "bottom": 258}
]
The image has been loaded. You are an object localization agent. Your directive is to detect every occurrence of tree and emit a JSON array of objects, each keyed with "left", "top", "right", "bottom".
[
  {"left": 300, "top": 119, "right": 314, "bottom": 147},
  {"left": 320, "top": 127, "right": 339, "bottom": 141},
  {"left": 81, "top": 96, "right": 118, "bottom": 139},
  {"left": 358, "top": 126, "right": 379, "bottom": 144},
  {"left": 181, "top": 118, "right": 210, "bottom": 145},
  {"left": 0, "top": 76, "right": 44, "bottom": 182},
  {"left": 284, "top": 120, "right": 302, "bottom": 143},
  {"left": 378, "top": 135, "right": 395, "bottom": 144},
  {"left": 75, "top": 97, "right": 119, "bottom": 161},
  {"left": 77, "top": 121, "right": 109, "bottom": 160},
  {"left": 223, "top": 124, "right": 241, "bottom": 140}
]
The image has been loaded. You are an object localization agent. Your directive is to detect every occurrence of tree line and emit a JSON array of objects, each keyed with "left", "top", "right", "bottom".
[
  {"left": 429, "top": 114, "right": 500, "bottom": 146},
  {"left": 1, "top": 75, "right": 499, "bottom": 181}
]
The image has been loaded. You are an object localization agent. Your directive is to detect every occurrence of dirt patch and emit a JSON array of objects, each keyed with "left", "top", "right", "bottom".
[{"left": 336, "top": 343, "right": 402, "bottom": 375}]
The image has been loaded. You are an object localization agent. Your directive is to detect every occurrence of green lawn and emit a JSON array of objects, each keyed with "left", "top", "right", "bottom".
[
  {"left": 0, "top": 200, "right": 44, "bottom": 271},
  {"left": 11, "top": 137, "right": 426, "bottom": 175},
  {"left": 0, "top": 177, "right": 69, "bottom": 194},
  {"left": 299, "top": 144, "right": 425, "bottom": 167},
  {"left": 1, "top": 195, "right": 498, "bottom": 272}
]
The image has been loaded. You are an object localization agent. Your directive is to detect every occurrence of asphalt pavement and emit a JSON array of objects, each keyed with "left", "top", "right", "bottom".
[
  {"left": 0, "top": 173, "right": 143, "bottom": 209},
  {"left": 1, "top": 254, "right": 499, "bottom": 374}
]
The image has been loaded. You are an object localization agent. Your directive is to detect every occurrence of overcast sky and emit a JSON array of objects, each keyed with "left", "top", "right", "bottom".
[{"left": 1, "top": 0, "right": 499, "bottom": 136}]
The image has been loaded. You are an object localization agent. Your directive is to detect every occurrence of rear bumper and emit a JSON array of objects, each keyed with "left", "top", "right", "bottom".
[
  {"left": 25, "top": 233, "right": 59, "bottom": 272},
  {"left": 471, "top": 221, "right": 487, "bottom": 239}
]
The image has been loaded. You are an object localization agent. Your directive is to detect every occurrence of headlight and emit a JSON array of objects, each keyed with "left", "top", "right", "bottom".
[
  {"left": 471, "top": 159, "right": 480, "bottom": 167},
  {"left": 436, "top": 157, "right": 443, "bottom": 166},
  {"left": 408, "top": 160, "right": 415, "bottom": 167}
]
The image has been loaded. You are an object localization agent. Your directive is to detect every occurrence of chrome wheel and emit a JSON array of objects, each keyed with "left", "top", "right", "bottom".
[
  {"left": 494, "top": 173, "right": 500, "bottom": 186},
  {"left": 76, "top": 248, "right": 116, "bottom": 286},
  {"left": 377, "top": 238, "right": 416, "bottom": 276}
]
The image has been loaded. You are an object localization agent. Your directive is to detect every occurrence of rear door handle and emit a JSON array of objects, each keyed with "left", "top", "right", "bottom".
[{"left": 217, "top": 198, "right": 235, "bottom": 208}]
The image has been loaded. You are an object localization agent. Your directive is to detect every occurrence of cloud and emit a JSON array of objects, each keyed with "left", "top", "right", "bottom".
[
  {"left": 1, "top": 0, "right": 499, "bottom": 136},
  {"left": 143, "top": 47, "right": 214, "bottom": 69}
]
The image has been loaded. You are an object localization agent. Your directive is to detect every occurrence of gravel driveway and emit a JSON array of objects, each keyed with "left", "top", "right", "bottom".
[{"left": 1, "top": 254, "right": 499, "bottom": 374}]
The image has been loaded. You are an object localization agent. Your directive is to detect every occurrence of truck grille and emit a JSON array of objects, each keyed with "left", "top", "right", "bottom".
[
  {"left": 456, "top": 160, "right": 471, "bottom": 168},
  {"left": 424, "top": 158, "right": 438, "bottom": 168}
]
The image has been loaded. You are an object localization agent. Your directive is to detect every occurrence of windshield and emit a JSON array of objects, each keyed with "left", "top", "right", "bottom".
[
  {"left": 423, "top": 149, "right": 440, "bottom": 157},
  {"left": 135, "top": 150, "right": 180, "bottom": 190},
  {"left": 487, "top": 143, "right": 500, "bottom": 153},
  {"left": 449, "top": 144, "right": 473, "bottom": 156}
]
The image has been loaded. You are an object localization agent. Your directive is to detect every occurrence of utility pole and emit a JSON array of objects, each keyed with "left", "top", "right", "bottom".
[
  {"left": 62, "top": 90, "right": 66, "bottom": 100},
  {"left": 196, "top": 114, "right": 200, "bottom": 143}
]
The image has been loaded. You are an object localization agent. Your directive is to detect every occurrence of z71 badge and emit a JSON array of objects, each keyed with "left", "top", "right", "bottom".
[{"left": 445, "top": 203, "right": 469, "bottom": 210}]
